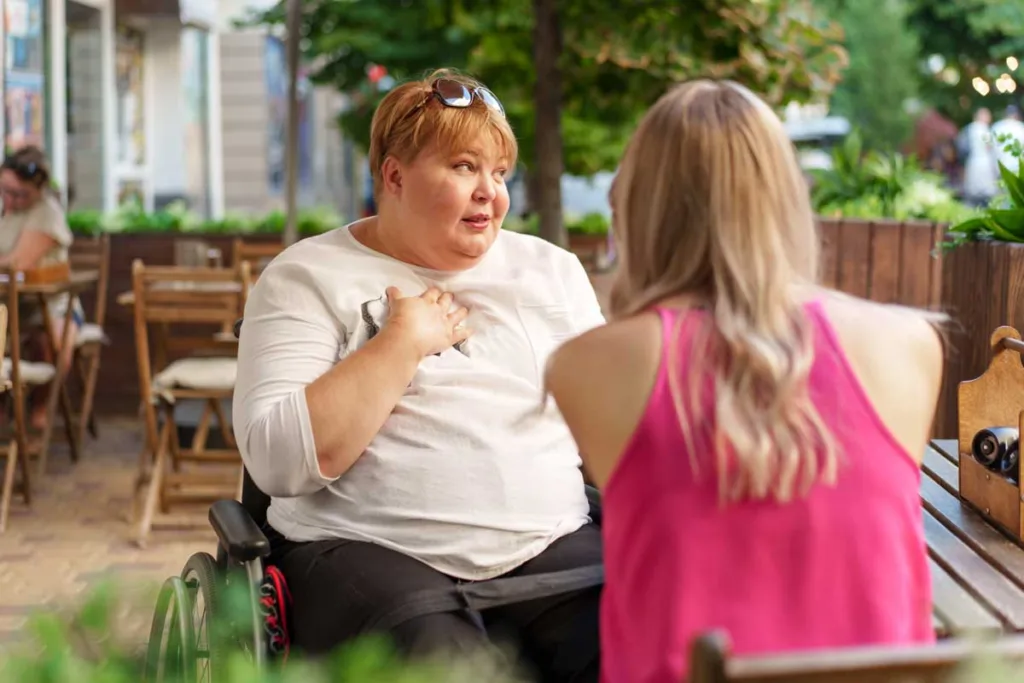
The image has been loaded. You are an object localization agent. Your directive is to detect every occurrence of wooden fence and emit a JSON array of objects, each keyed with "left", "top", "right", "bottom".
[
  {"left": 817, "top": 218, "right": 946, "bottom": 310},
  {"left": 81, "top": 221, "right": 950, "bottom": 416}
]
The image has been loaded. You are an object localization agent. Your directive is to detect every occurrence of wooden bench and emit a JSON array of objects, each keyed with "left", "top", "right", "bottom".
[
  {"left": 924, "top": 439, "right": 1024, "bottom": 636},
  {"left": 689, "top": 629, "right": 1024, "bottom": 682}
]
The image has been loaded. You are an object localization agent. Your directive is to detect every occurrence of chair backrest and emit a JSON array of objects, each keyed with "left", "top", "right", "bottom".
[
  {"left": 69, "top": 233, "right": 111, "bottom": 327},
  {"left": 689, "top": 631, "right": 1024, "bottom": 683},
  {"left": 131, "top": 259, "right": 251, "bottom": 391},
  {"left": 231, "top": 317, "right": 273, "bottom": 525},
  {"left": 0, "top": 304, "right": 7, "bottom": 360},
  {"left": 3, "top": 269, "right": 32, "bottom": 433},
  {"left": 232, "top": 238, "right": 285, "bottom": 280}
]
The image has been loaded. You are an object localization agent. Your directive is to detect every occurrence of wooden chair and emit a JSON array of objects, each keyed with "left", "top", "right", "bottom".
[
  {"left": 231, "top": 238, "right": 285, "bottom": 281},
  {"left": 0, "top": 272, "right": 59, "bottom": 530},
  {"left": 69, "top": 233, "right": 110, "bottom": 446},
  {"left": 0, "top": 304, "right": 13, "bottom": 530},
  {"left": 689, "top": 630, "right": 1024, "bottom": 683},
  {"left": 130, "top": 259, "right": 251, "bottom": 547}
]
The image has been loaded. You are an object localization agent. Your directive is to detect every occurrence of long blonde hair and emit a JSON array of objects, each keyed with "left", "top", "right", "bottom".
[{"left": 609, "top": 80, "right": 836, "bottom": 503}]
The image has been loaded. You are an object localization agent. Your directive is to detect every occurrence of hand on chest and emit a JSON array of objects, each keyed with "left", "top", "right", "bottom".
[{"left": 345, "top": 276, "right": 577, "bottom": 384}]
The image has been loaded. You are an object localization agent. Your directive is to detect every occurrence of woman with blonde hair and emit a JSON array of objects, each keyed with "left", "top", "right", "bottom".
[{"left": 545, "top": 80, "right": 944, "bottom": 681}]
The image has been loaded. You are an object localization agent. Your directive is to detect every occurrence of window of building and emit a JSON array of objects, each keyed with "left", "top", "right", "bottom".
[{"left": 4, "top": 0, "right": 47, "bottom": 152}]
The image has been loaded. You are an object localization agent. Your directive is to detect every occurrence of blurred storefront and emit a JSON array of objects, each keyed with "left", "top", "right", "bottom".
[
  {"left": 217, "top": 0, "right": 361, "bottom": 220},
  {"left": 0, "top": 0, "right": 224, "bottom": 217},
  {"left": 3, "top": 0, "right": 48, "bottom": 152},
  {"left": 114, "top": 0, "right": 223, "bottom": 216}
]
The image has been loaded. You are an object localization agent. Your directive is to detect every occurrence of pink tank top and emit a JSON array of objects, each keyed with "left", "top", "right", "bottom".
[{"left": 599, "top": 302, "right": 933, "bottom": 683}]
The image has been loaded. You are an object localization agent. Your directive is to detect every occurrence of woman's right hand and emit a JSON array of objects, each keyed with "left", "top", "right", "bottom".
[{"left": 384, "top": 286, "right": 471, "bottom": 357}]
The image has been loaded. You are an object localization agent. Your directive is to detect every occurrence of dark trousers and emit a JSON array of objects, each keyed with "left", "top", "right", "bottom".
[{"left": 268, "top": 523, "right": 602, "bottom": 683}]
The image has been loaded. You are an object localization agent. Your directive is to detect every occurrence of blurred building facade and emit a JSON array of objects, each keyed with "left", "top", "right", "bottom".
[
  {"left": 1, "top": 0, "right": 225, "bottom": 215},
  {"left": 217, "top": 0, "right": 360, "bottom": 221}
]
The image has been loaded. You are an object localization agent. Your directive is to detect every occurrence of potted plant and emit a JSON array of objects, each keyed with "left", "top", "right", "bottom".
[
  {"left": 806, "top": 130, "right": 974, "bottom": 313},
  {"left": 935, "top": 138, "right": 1024, "bottom": 437},
  {"left": 565, "top": 212, "right": 611, "bottom": 270}
]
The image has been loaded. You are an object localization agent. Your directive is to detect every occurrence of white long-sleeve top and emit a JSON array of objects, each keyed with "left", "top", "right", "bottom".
[{"left": 232, "top": 224, "right": 606, "bottom": 580}]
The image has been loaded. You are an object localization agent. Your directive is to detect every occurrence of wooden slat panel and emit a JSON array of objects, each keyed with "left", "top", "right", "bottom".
[
  {"left": 931, "top": 440, "right": 959, "bottom": 464},
  {"left": 929, "top": 223, "right": 944, "bottom": 308},
  {"left": 929, "top": 557, "right": 1002, "bottom": 635},
  {"left": 143, "top": 309, "right": 237, "bottom": 324},
  {"left": 922, "top": 448, "right": 959, "bottom": 494},
  {"left": 868, "top": 221, "right": 901, "bottom": 303},
  {"left": 921, "top": 477, "right": 1024, "bottom": 588},
  {"left": 721, "top": 637, "right": 1024, "bottom": 683},
  {"left": 837, "top": 220, "right": 871, "bottom": 298},
  {"left": 817, "top": 219, "right": 839, "bottom": 289},
  {"left": 924, "top": 510, "right": 1024, "bottom": 628},
  {"left": 899, "top": 224, "right": 935, "bottom": 308}
]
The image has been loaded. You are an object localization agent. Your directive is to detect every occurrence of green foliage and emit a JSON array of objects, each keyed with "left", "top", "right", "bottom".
[
  {"left": 66, "top": 210, "right": 105, "bottom": 237},
  {"left": 502, "top": 213, "right": 539, "bottom": 236},
  {"left": 503, "top": 212, "right": 609, "bottom": 236},
  {"left": 66, "top": 202, "right": 342, "bottom": 237},
  {"left": 5, "top": 577, "right": 1024, "bottom": 683},
  {"left": 811, "top": 129, "right": 976, "bottom": 223},
  {"left": 566, "top": 212, "right": 610, "bottom": 236},
  {"left": 946, "top": 133, "right": 1024, "bottom": 249},
  {"left": 909, "top": 0, "right": 1024, "bottom": 124},
  {"left": 820, "top": 0, "right": 919, "bottom": 151},
  {"left": 0, "top": 579, "right": 528, "bottom": 683},
  {"left": 247, "top": 0, "right": 847, "bottom": 177}
]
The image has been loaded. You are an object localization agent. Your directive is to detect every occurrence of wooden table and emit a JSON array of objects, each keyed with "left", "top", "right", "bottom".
[
  {"left": 1, "top": 270, "right": 99, "bottom": 470},
  {"left": 115, "top": 280, "right": 242, "bottom": 307},
  {"left": 925, "top": 438, "right": 1024, "bottom": 637}
]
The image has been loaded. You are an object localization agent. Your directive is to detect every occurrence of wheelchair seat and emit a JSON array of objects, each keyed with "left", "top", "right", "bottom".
[{"left": 145, "top": 317, "right": 604, "bottom": 681}]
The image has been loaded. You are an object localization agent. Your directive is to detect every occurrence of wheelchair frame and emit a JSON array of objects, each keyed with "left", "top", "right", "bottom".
[{"left": 144, "top": 318, "right": 604, "bottom": 682}]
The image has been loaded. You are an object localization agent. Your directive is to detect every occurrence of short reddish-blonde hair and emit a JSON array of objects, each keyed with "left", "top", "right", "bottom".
[{"left": 368, "top": 68, "right": 517, "bottom": 198}]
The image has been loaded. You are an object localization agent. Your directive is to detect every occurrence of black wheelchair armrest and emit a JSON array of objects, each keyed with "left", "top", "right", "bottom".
[
  {"left": 585, "top": 484, "right": 602, "bottom": 526},
  {"left": 209, "top": 499, "right": 271, "bottom": 562}
]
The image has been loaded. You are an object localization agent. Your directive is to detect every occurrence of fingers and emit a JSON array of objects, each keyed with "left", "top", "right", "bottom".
[
  {"left": 421, "top": 286, "right": 443, "bottom": 303},
  {"left": 447, "top": 306, "right": 469, "bottom": 327},
  {"left": 385, "top": 286, "right": 401, "bottom": 303},
  {"left": 452, "top": 323, "right": 473, "bottom": 345},
  {"left": 438, "top": 291, "right": 454, "bottom": 310},
  {"left": 449, "top": 306, "right": 472, "bottom": 345}
]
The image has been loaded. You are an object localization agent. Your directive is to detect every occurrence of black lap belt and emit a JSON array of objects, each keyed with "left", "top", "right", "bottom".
[{"left": 365, "top": 563, "right": 604, "bottom": 632}]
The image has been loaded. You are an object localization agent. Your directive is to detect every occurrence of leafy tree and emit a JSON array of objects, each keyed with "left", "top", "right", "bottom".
[
  {"left": 251, "top": 0, "right": 847, "bottom": 245},
  {"left": 817, "top": 0, "right": 920, "bottom": 151},
  {"left": 909, "top": 0, "right": 1024, "bottom": 124}
]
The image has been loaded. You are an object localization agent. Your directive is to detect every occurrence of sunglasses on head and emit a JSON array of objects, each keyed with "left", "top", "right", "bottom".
[
  {"left": 407, "top": 78, "right": 506, "bottom": 120},
  {"left": 1, "top": 158, "right": 40, "bottom": 182}
]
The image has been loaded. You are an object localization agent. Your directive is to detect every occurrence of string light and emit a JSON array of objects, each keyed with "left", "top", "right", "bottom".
[{"left": 996, "top": 73, "right": 1017, "bottom": 94}]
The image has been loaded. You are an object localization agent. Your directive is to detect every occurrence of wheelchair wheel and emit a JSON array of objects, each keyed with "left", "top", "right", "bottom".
[
  {"left": 145, "top": 576, "right": 196, "bottom": 682},
  {"left": 182, "top": 552, "right": 229, "bottom": 683}
]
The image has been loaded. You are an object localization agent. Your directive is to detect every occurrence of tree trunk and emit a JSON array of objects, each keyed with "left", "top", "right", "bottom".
[
  {"left": 532, "top": 0, "right": 565, "bottom": 247},
  {"left": 283, "top": 0, "right": 303, "bottom": 246}
]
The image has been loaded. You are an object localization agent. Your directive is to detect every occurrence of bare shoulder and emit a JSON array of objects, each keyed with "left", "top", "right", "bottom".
[
  {"left": 817, "top": 290, "right": 945, "bottom": 373},
  {"left": 546, "top": 314, "right": 661, "bottom": 396},
  {"left": 545, "top": 312, "right": 663, "bottom": 487},
  {"left": 815, "top": 290, "right": 945, "bottom": 460}
]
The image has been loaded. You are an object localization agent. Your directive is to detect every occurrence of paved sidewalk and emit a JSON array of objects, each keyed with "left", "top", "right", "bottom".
[{"left": 0, "top": 419, "right": 216, "bottom": 649}]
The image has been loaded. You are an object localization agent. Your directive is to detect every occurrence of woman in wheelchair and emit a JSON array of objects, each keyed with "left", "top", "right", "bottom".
[{"left": 231, "top": 69, "right": 606, "bottom": 681}]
